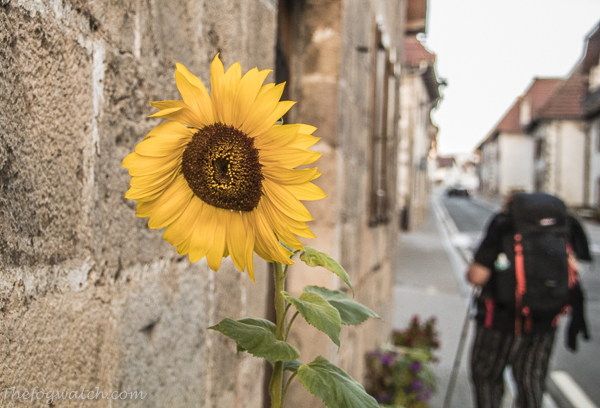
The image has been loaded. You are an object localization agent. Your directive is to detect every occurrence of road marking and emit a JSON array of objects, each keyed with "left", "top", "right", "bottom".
[
  {"left": 551, "top": 371, "right": 598, "bottom": 408},
  {"left": 543, "top": 393, "right": 559, "bottom": 408}
]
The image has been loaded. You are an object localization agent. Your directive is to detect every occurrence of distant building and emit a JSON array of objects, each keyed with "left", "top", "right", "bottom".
[
  {"left": 476, "top": 78, "right": 562, "bottom": 196},
  {"left": 529, "top": 75, "right": 588, "bottom": 207},
  {"left": 432, "top": 156, "right": 457, "bottom": 184},
  {"left": 398, "top": 27, "right": 442, "bottom": 230},
  {"left": 581, "top": 23, "right": 600, "bottom": 207},
  {"left": 475, "top": 20, "right": 600, "bottom": 211}
]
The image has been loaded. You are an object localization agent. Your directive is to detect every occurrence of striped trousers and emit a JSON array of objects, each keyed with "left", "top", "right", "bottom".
[{"left": 470, "top": 324, "right": 556, "bottom": 408}]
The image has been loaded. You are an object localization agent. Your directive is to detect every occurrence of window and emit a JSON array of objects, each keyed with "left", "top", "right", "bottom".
[
  {"left": 368, "top": 24, "right": 396, "bottom": 226},
  {"left": 535, "top": 138, "right": 544, "bottom": 160}
]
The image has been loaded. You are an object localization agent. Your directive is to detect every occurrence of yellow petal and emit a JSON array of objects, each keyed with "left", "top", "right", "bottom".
[
  {"left": 298, "top": 124, "right": 317, "bottom": 135},
  {"left": 242, "top": 212, "right": 257, "bottom": 281},
  {"left": 253, "top": 124, "right": 301, "bottom": 150},
  {"left": 260, "top": 147, "right": 321, "bottom": 169},
  {"left": 262, "top": 167, "right": 321, "bottom": 185},
  {"left": 262, "top": 179, "right": 313, "bottom": 222},
  {"left": 126, "top": 171, "right": 179, "bottom": 202},
  {"left": 124, "top": 152, "right": 181, "bottom": 176},
  {"left": 135, "top": 137, "right": 188, "bottom": 158},
  {"left": 259, "top": 199, "right": 304, "bottom": 249},
  {"left": 130, "top": 170, "right": 178, "bottom": 188},
  {"left": 136, "top": 175, "right": 194, "bottom": 229},
  {"left": 175, "top": 67, "right": 214, "bottom": 126},
  {"left": 205, "top": 208, "right": 228, "bottom": 271},
  {"left": 232, "top": 68, "right": 271, "bottom": 128},
  {"left": 149, "top": 100, "right": 205, "bottom": 129},
  {"left": 257, "top": 83, "right": 275, "bottom": 98},
  {"left": 253, "top": 206, "right": 294, "bottom": 264},
  {"left": 219, "top": 62, "right": 242, "bottom": 125},
  {"left": 163, "top": 196, "right": 204, "bottom": 247},
  {"left": 227, "top": 211, "right": 247, "bottom": 273},
  {"left": 284, "top": 182, "right": 327, "bottom": 201},
  {"left": 210, "top": 54, "right": 225, "bottom": 121},
  {"left": 286, "top": 133, "right": 321, "bottom": 149},
  {"left": 188, "top": 204, "right": 218, "bottom": 263},
  {"left": 248, "top": 101, "right": 296, "bottom": 138},
  {"left": 243, "top": 211, "right": 273, "bottom": 263},
  {"left": 240, "top": 83, "right": 285, "bottom": 135},
  {"left": 146, "top": 119, "right": 195, "bottom": 139}
]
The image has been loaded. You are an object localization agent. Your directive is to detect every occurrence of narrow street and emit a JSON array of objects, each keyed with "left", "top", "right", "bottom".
[{"left": 439, "top": 193, "right": 600, "bottom": 408}]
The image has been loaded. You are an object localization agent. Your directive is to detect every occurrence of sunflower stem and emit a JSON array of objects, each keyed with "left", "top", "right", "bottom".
[
  {"left": 284, "top": 311, "right": 300, "bottom": 341},
  {"left": 269, "top": 261, "right": 287, "bottom": 408}
]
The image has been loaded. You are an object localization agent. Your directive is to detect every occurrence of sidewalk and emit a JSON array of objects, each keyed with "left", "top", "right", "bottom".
[{"left": 393, "top": 198, "right": 475, "bottom": 408}]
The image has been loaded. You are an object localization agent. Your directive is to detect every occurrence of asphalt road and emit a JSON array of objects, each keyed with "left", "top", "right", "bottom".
[{"left": 440, "top": 194, "right": 600, "bottom": 407}]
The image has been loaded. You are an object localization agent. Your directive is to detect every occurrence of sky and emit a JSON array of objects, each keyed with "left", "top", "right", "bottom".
[{"left": 424, "top": 0, "right": 600, "bottom": 155}]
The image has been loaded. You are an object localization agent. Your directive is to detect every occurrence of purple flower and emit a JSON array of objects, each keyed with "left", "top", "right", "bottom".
[
  {"left": 375, "top": 393, "right": 394, "bottom": 403},
  {"left": 380, "top": 353, "right": 394, "bottom": 366},
  {"left": 411, "top": 378, "right": 423, "bottom": 392},
  {"left": 409, "top": 361, "right": 422, "bottom": 372}
]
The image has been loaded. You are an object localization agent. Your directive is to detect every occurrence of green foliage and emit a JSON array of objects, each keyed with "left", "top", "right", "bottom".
[
  {"left": 303, "top": 286, "right": 380, "bottom": 325},
  {"left": 282, "top": 291, "right": 341, "bottom": 347},
  {"left": 299, "top": 247, "right": 354, "bottom": 295},
  {"left": 208, "top": 318, "right": 300, "bottom": 362},
  {"left": 298, "top": 355, "right": 379, "bottom": 408}
]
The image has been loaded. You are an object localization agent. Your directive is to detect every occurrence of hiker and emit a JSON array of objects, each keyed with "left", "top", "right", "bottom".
[{"left": 465, "top": 192, "right": 592, "bottom": 408}]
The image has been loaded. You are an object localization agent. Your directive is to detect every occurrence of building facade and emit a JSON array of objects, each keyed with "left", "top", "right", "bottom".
[{"left": 397, "top": 4, "right": 441, "bottom": 231}]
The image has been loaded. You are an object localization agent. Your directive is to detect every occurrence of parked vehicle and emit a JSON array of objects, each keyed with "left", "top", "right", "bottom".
[{"left": 446, "top": 186, "right": 471, "bottom": 198}]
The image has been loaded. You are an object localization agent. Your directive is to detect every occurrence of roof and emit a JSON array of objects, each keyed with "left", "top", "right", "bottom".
[
  {"left": 403, "top": 35, "right": 436, "bottom": 68},
  {"left": 478, "top": 78, "right": 563, "bottom": 148},
  {"left": 436, "top": 156, "right": 455, "bottom": 168},
  {"left": 535, "top": 75, "right": 587, "bottom": 120},
  {"left": 406, "top": 0, "right": 428, "bottom": 34},
  {"left": 404, "top": 35, "right": 440, "bottom": 101}
]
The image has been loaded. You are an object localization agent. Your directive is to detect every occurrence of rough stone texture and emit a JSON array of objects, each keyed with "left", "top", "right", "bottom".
[{"left": 0, "top": 1, "right": 275, "bottom": 407}]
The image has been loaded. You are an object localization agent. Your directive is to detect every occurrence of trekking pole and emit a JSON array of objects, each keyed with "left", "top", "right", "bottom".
[{"left": 442, "top": 286, "right": 479, "bottom": 408}]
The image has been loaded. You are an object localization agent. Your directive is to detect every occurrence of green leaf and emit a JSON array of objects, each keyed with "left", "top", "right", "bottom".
[
  {"left": 282, "top": 291, "right": 341, "bottom": 347},
  {"left": 303, "top": 286, "right": 380, "bottom": 325},
  {"left": 299, "top": 247, "right": 354, "bottom": 296},
  {"left": 298, "top": 355, "right": 379, "bottom": 408},
  {"left": 208, "top": 318, "right": 300, "bottom": 362}
]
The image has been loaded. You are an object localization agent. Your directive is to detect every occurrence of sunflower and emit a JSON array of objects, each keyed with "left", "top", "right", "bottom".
[{"left": 123, "top": 55, "right": 326, "bottom": 281}]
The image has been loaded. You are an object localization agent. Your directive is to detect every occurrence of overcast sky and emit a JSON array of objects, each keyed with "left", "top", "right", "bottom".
[{"left": 425, "top": 1, "right": 600, "bottom": 156}]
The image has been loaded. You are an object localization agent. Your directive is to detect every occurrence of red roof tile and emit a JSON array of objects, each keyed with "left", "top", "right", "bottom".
[
  {"left": 404, "top": 35, "right": 436, "bottom": 68},
  {"left": 524, "top": 78, "right": 563, "bottom": 117},
  {"left": 489, "top": 78, "right": 562, "bottom": 136},
  {"left": 536, "top": 75, "right": 587, "bottom": 120}
]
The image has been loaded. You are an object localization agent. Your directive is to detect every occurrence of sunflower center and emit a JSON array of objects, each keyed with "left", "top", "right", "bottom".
[{"left": 182, "top": 123, "right": 263, "bottom": 212}]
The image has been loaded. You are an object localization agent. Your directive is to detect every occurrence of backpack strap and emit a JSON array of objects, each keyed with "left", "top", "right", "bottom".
[
  {"left": 514, "top": 234, "right": 526, "bottom": 335},
  {"left": 484, "top": 298, "right": 495, "bottom": 328},
  {"left": 567, "top": 243, "right": 578, "bottom": 289}
]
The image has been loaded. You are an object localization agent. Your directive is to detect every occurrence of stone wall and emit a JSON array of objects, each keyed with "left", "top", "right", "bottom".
[
  {"left": 0, "top": 1, "right": 277, "bottom": 407},
  {"left": 278, "top": 0, "right": 404, "bottom": 406}
]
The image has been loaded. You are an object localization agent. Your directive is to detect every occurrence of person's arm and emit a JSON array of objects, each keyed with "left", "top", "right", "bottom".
[
  {"left": 466, "top": 212, "right": 506, "bottom": 287},
  {"left": 466, "top": 262, "right": 491, "bottom": 286}
]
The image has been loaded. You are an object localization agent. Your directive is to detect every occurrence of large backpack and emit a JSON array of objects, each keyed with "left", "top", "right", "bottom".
[{"left": 493, "top": 192, "right": 575, "bottom": 334}]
